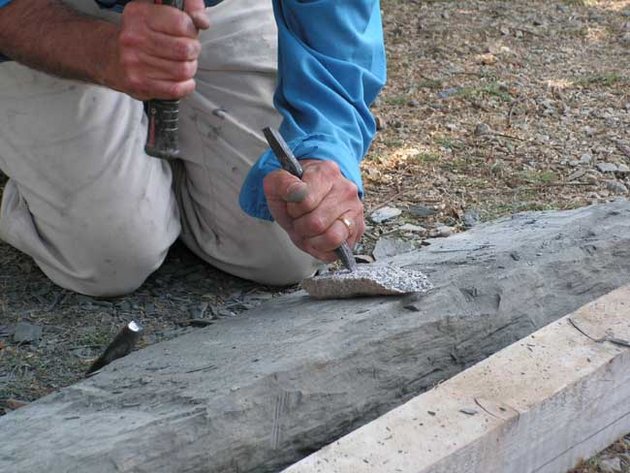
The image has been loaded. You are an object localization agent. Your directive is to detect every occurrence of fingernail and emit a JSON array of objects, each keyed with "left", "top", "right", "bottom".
[{"left": 286, "top": 184, "right": 308, "bottom": 203}]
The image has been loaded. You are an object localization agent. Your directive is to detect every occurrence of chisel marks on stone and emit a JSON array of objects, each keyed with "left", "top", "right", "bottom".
[{"left": 271, "top": 390, "right": 290, "bottom": 449}]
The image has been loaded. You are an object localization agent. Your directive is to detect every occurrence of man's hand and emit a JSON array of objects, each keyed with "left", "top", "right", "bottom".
[
  {"left": 0, "top": 0, "right": 209, "bottom": 100},
  {"left": 264, "top": 160, "right": 365, "bottom": 263},
  {"left": 105, "top": 0, "right": 209, "bottom": 101}
]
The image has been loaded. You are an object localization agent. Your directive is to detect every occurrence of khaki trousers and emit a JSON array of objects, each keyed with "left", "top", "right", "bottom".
[{"left": 0, "top": 0, "right": 318, "bottom": 297}]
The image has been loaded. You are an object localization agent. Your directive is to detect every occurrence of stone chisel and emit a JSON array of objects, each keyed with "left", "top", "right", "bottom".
[
  {"left": 85, "top": 321, "right": 144, "bottom": 376},
  {"left": 262, "top": 127, "right": 358, "bottom": 272}
]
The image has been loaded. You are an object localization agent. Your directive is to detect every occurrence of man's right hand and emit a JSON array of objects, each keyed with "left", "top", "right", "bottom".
[
  {"left": 0, "top": 0, "right": 209, "bottom": 101},
  {"left": 105, "top": 0, "right": 209, "bottom": 101}
]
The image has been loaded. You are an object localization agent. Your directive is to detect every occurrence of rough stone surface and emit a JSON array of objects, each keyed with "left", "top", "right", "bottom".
[
  {"left": 580, "top": 153, "right": 593, "bottom": 164},
  {"left": 605, "top": 180, "right": 628, "bottom": 195},
  {"left": 369, "top": 206, "right": 402, "bottom": 223},
  {"left": 407, "top": 205, "right": 437, "bottom": 218},
  {"left": 429, "top": 225, "right": 455, "bottom": 238},
  {"left": 462, "top": 210, "right": 480, "bottom": 228},
  {"left": 599, "top": 457, "right": 623, "bottom": 473},
  {"left": 372, "top": 237, "right": 416, "bottom": 260},
  {"left": 616, "top": 164, "right": 630, "bottom": 175},
  {"left": 3, "top": 202, "right": 630, "bottom": 473},
  {"left": 568, "top": 169, "right": 587, "bottom": 181},
  {"left": 301, "top": 264, "right": 433, "bottom": 299},
  {"left": 597, "top": 162, "right": 618, "bottom": 173},
  {"left": 12, "top": 322, "right": 42, "bottom": 344},
  {"left": 398, "top": 223, "right": 427, "bottom": 234}
]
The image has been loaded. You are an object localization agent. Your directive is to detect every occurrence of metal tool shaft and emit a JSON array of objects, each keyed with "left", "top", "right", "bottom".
[{"left": 262, "top": 127, "right": 358, "bottom": 272}]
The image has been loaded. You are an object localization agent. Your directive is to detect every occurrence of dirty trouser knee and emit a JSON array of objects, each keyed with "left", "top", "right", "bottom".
[
  {"left": 0, "top": 0, "right": 318, "bottom": 296},
  {"left": 0, "top": 65, "right": 180, "bottom": 297},
  {"left": 174, "top": 0, "right": 319, "bottom": 286}
]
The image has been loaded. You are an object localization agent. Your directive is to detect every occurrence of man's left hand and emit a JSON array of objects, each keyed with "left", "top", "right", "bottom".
[{"left": 263, "top": 160, "right": 365, "bottom": 263}]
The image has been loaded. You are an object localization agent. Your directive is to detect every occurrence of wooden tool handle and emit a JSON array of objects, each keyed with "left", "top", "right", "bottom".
[{"left": 144, "top": 0, "right": 185, "bottom": 160}]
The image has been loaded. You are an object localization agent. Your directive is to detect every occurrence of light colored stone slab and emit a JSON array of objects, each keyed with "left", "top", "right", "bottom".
[{"left": 285, "top": 286, "right": 630, "bottom": 473}]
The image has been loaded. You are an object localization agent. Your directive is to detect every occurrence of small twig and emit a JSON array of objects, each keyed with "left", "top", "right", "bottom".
[
  {"left": 185, "top": 364, "right": 217, "bottom": 374},
  {"left": 417, "top": 72, "right": 440, "bottom": 82},
  {"left": 429, "top": 245, "right": 492, "bottom": 254},
  {"left": 488, "top": 132, "right": 526, "bottom": 142},
  {"left": 474, "top": 398, "right": 502, "bottom": 419},
  {"left": 520, "top": 182, "right": 595, "bottom": 190},
  {"left": 554, "top": 181, "right": 594, "bottom": 187},
  {"left": 475, "top": 181, "right": 594, "bottom": 194},
  {"left": 614, "top": 141, "right": 630, "bottom": 159},
  {"left": 568, "top": 318, "right": 630, "bottom": 348},
  {"left": 47, "top": 291, "right": 69, "bottom": 312},
  {"left": 517, "top": 28, "right": 544, "bottom": 38},
  {"left": 68, "top": 344, "right": 103, "bottom": 350},
  {"left": 449, "top": 71, "right": 488, "bottom": 78},
  {"left": 506, "top": 97, "right": 528, "bottom": 128},
  {"left": 367, "top": 188, "right": 415, "bottom": 214}
]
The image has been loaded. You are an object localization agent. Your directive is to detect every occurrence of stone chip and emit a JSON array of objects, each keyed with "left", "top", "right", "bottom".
[{"left": 302, "top": 264, "right": 433, "bottom": 299}]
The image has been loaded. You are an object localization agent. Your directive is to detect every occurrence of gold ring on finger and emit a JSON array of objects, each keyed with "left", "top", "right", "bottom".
[{"left": 338, "top": 216, "right": 354, "bottom": 234}]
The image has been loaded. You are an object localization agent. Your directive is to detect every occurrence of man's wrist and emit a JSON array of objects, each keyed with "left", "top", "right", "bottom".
[{"left": 0, "top": 0, "right": 121, "bottom": 87}]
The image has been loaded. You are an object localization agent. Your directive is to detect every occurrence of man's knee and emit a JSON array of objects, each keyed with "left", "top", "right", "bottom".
[
  {"left": 38, "top": 213, "right": 180, "bottom": 297},
  {"left": 243, "top": 248, "right": 320, "bottom": 287},
  {"left": 0, "top": 177, "right": 183, "bottom": 298},
  {"left": 183, "top": 221, "right": 320, "bottom": 288}
]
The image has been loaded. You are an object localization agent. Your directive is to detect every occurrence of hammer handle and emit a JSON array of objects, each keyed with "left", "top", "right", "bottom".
[{"left": 145, "top": 0, "right": 185, "bottom": 160}]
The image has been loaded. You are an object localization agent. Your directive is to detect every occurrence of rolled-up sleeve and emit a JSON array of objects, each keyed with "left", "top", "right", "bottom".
[{"left": 239, "top": 0, "right": 386, "bottom": 221}]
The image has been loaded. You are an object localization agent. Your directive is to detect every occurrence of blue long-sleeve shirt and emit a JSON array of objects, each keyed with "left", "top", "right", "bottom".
[
  {"left": 0, "top": 0, "right": 386, "bottom": 221},
  {"left": 242, "top": 0, "right": 386, "bottom": 220}
]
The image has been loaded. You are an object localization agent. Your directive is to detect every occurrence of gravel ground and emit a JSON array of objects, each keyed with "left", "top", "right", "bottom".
[
  {"left": 360, "top": 0, "right": 630, "bottom": 257},
  {"left": 1, "top": 0, "right": 628, "bottom": 471}
]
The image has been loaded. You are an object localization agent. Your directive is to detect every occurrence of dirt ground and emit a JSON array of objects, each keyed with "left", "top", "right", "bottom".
[{"left": 1, "top": 0, "right": 628, "bottom": 471}]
